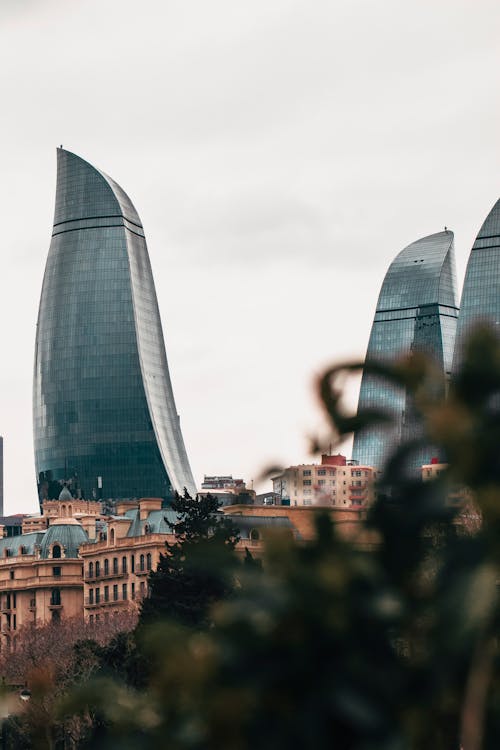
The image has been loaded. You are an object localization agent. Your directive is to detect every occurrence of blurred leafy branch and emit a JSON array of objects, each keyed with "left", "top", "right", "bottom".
[{"left": 8, "top": 326, "right": 500, "bottom": 749}]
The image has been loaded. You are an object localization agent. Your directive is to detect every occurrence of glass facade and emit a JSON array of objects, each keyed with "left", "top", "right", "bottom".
[
  {"left": 33, "top": 149, "right": 196, "bottom": 502},
  {"left": 452, "top": 199, "right": 500, "bottom": 371},
  {"left": 352, "top": 231, "right": 459, "bottom": 473}
]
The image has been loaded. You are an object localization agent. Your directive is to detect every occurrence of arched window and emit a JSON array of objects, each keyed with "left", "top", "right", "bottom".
[
  {"left": 52, "top": 544, "right": 62, "bottom": 559},
  {"left": 104, "top": 559, "right": 109, "bottom": 576},
  {"left": 88, "top": 562, "right": 94, "bottom": 578},
  {"left": 68, "top": 505, "right": 73, "bottom": 516},
  {"left": 112, "top": 557, "right": 118, "bottom": 574},
  {"left": 61, "top": 504, "right": 66, "bottom": 517},
  {"left": 95, "top": 561, "right": 100, "bottom": 577},
  {"left": 110, "top": 528, "right": 115, "bottom": 544},
  {"left": 131, "top": 555, "right": 135, "bottom": 573},
  {"left": 139, "top": 554, "right": 145, "bottom": 571},
  {"left": 250, "top": 529, "right": 260, "bottom": 542},
  {"left": 50, "top": 588, "right": 61, "bottom": 606},
  {"left": 122, "top": 556, "right": 127, "bottom": 574},
  {"left": 146, "top": 553, "right": 152, "bottom": 571}
]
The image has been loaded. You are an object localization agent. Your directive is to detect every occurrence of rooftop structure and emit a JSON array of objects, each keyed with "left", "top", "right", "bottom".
[{"left": 33, "top": 149, "right": 195, "bottom": 504}]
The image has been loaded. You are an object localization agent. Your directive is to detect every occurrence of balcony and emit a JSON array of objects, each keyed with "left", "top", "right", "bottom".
[
  {"left": 85, "top": 571, "right": 125, "bottom": 582},
  {"left": 84, "top": 597, "right": 128, "bottom": 608},
  {"left": 0, "top": 575, "right": 83, "bottom": 591}
]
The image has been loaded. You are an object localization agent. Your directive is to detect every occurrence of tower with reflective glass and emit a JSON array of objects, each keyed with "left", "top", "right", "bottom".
[
  {"left": 352, "top": 231, "right": 459, "bottom": 473},
  {"left": 452, "top": 199, "right": 500, "bottom": 372},
  {"left": 33, "top": 149, "right": 196, "bottom": 502}
]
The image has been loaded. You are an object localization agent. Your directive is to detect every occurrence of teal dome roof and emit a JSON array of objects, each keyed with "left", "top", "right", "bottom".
[
  {"left": 58, "top": 486, "right": 73, "bottom": 501},
  {"left": 40, "top": 520, "right": 89, "bottom": 559}
]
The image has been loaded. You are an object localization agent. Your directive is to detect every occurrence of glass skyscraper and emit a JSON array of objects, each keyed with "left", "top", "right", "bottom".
[
  {"left": 33, "top": 148, "right": 196, "bottom": 502},
  {"left": 452, "top": 199, "right": 500, "bottom": 372},
  {"left": 352, "top": 231, "right": 459, "bottom": 473}
]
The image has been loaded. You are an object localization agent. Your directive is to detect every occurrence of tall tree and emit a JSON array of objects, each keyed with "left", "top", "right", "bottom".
[{"left": 139, "top": 491, "right": 240, "bottom": 628}]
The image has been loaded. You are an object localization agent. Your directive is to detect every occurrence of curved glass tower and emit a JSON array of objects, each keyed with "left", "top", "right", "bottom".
[
  {"left": 452, "top": 199, "right": 500, "bottom": 372},
  {"left": 352, "top": 231, "right": 459, "bottom": 473},
  {"left": 34, "top": 148, "right": 196, "bottom": 502}
]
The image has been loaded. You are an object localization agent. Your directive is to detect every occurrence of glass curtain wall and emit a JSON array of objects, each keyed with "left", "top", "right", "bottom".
[
  {"left": 33, "top": 149, "right": 196, "bottom": 504},
  {"left": 352, "top": 231, "right": 459, "bottom": 474}
]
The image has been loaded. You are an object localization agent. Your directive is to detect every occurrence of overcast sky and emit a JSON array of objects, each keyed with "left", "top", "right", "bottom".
[{"left": 0, "top": 0, "right": 498, "bottom": 514}]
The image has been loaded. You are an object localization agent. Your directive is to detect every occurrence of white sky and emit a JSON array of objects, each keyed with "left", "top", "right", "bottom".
[{"left": 0, "top": 0, "right": 498, "bottom": 514}]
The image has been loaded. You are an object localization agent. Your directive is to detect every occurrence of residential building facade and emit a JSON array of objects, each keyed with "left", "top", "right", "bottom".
[{"left": 271, "top": 454, "right": 377, "bottom": 508}]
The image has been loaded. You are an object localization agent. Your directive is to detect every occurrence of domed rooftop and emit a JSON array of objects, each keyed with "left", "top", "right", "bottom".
[
  {"left": 58, "top": 486, "right": 73, "bottom": 501},
  {"left": 40, "top": 521, "right": 89, "bottom": 559}
]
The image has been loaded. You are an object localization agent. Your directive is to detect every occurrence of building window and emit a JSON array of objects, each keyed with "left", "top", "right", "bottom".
[
  {"left": 131, "top": 582, "right": 135, "bottom": 600},
  {"left": 53, "top": 567, "right": 61, "bottom": 577},
  {"left": 113, "top": 585, "right": 118, "bottom": 601},
  {"left": 122, "top": 557, "right": 127, "bottom": 574},
  {"left": 9, "top": 570, "right": 14, "bottom": 580},
  {"left": 303, "top": 470, "right": 311, "bottom": 476},
  {"left": 122, "top": 584, "right": 127, "bottom": 600},
  {"left": 304, "top": 489, "right": 311, "bottom": 495},
  {"left": 250, "top": 529, "right": 260, "bottom": 541},
  {"left": 89, "top": 589, "right": 94, "bottom": 605},
  {"left": 52, "top": 544, "right": 62, "bottom": 559},
  {"left": 131, "top": 555, "right": 135, "bottom": 573},
  {"left": 303, "top": 480, "right": 312, "bottom": 486},
  {"left": 146, "top": 553, "right": 152, "bottom": 571},
  {"left": 95, "top": 561, "right": 100, "bottom": 578},
  {"left": 88, "top": 562, "right": 94, "bottom": 578},
  {"left": 318, "top": 480, "right": 326, "bottom": 486},
  {"left": 113, "top": 557, "right": 118, "bottom": 574},
  {"left": 104, "top": 559, "right": 109, "bottom": 576},
  {"left": 140, "top": 581, "right": 145, "bottom": 597},
  {"left": 95, "top": 588, "right": 100, "bottom": 604},
  {"left": 110, "top": 528, "right": 115, "bottom": 544},
  {"left": 140, "top": 554, "right": 145, "bottom": 572},
  {"left": 50, "top": 589, "right": 61, "bottom": 606},
  {"left": 104, "top": 586, "right": 109, "bottom": 602},
  {"left": 89, "top": 615, "right": 94, "bottom": 625},
  {"left": 317, "top": 470, "right": 326, "bottom": 476}
]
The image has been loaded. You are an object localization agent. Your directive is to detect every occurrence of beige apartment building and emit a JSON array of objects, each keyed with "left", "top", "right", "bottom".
[{"left": 271, "top": 454, "right": 377, "bottom": 508}]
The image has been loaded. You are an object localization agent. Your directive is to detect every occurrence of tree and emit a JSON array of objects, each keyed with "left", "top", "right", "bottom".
[
  {"left": 139, "top": 491, "right": 240, "bottom": 629},
  {"left": 53, "top": 327, "right": 500, "bottom": 748}
]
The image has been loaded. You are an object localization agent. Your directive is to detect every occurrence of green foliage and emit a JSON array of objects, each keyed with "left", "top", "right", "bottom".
[
  {"left": 139, "top": 491, "right": 240, "bottom": 629},
  {"left": 46, "top": 326, "right": 500, "bottom": 747}
]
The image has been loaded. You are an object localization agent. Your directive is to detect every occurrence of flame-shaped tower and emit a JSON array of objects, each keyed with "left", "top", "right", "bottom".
[
  {"left": 352, "top": 230, "right": 459, "bottom": 473},
  {"left": 33, "top": 149, "right": 196, "bottom": 503}
]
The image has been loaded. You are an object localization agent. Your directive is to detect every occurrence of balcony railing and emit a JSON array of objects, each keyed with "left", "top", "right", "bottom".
[
  {"left": 85, "top": 571, "right": 126, "bottom": 582},
  {"left": 0, "top": 574, "right": 83, "bottom": 590}
]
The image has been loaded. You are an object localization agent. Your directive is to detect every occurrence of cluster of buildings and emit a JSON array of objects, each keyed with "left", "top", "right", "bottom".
[{"left": 0, "top": 148, "right": 496, "bottom": 638}]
